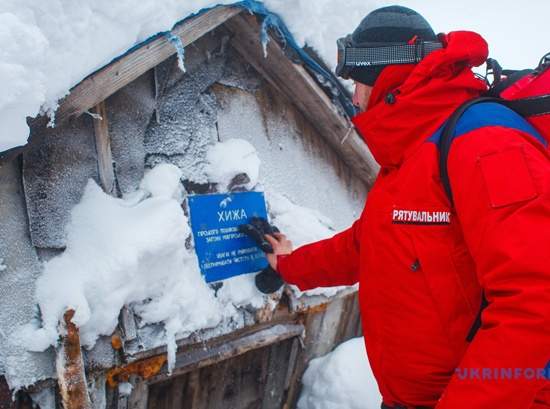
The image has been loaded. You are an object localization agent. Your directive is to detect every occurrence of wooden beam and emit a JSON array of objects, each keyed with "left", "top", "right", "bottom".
[
  {"left": 43, "top": 6, "right": 241, "bottom": 127},
  {"left": 56, "top": 310, "right": 92, "bottom": 409},
  {"left": 286, "top": 286, "right": 358, "bottom": 314},
  {"left": 146, "top": 323, "right": 304, "bottom": 384},
  {"left": 92, "top": 102, "right": 116, "bottom": 195},
  {"left": 225, "top": 14, "right": 379, "bottom": 186},
  {"left": 0, "top": 376, "right": 15, "bottom": 409}
]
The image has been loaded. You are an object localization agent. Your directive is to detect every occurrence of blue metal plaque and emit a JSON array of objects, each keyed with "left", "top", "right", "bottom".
[{"left": 188, "top": 191, "right": 269, "bottom": 283}]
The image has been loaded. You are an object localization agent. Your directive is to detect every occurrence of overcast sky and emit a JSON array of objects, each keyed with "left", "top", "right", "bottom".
[{"left": 374, "top": 0, "right": 550, "bottom": 69}]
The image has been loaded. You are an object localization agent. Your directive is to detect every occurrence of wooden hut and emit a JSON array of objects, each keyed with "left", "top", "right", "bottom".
[{"left": 0, "top": 5, "right": 378, "bottom": 409}]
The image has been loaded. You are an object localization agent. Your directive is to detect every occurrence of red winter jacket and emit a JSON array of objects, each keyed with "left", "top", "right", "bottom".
[{"left": 278, "top": 31, "right": 550, "bottom": 408}]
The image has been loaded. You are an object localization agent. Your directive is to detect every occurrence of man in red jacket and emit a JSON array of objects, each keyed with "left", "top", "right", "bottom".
[{"left": 264, "top": 6, "right": 550, "bottom": 409}]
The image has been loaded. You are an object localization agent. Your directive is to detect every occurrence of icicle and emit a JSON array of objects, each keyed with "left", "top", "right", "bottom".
[
  {"left": 165, "top": 328, "right": 177, "bottom": 374},
  {"left": 84, "top": 110, "right": 103, "bottom": 120},
  {"left": 260, "top": 18, "right": 270, "bottom": 58},
  {"left": 259, "top": 14, "right": 285, "bottom": 59},
  {"left": 165, "top": 32, "right": 186, "bottom": 72},
  {"left": 0, "top": 258, "right": 6, "bottom": 272},
  {"left": 46, "top": 108, "right": 56, "bottom": 128}
]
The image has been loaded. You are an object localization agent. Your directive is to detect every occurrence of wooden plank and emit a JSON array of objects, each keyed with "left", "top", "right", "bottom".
[
  {"left": 43, "top": 6, "right": 241, "bottom": 127},
  {"left": 262, "top": 339, "right": 293, "bottom": 409},
  {"left": 286, "top": 286, "right": 358, "bottom": 314},
  {"left": 284, "top": 338, "right": 300, "bottom": 390},
  {"left": 56, "top": 310, "right": 92, "bottom": 409},
  {"left": 225, "top": 14, "right": 379, "bottom": 186},
  {"left": 167, "top": 376, "right": 185, "bottom": 409},
  {"left": 119, "top": 306, "right": 138, "bottom": 342},
  {"left": 128, "top": 317, "right": 297, "bottom": 363},
  {"left": 92, "top": 102, "right": 116, "bottom": 195},
  {"left": 0, "top": 376, "right": 15, "bottom": 409},
  {"left": 146, "top": 323, "right": 304, "bottom": 384},
  {"left": 127, "top": 378, "right": 149, "bottom": 409}
]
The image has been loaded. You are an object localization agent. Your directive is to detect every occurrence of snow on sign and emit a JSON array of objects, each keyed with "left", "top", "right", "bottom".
[{"left": 188, "top": 192, "right": 269, "bottom": 283}]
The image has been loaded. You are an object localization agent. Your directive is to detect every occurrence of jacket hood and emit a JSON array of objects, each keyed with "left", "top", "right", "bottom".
[{"left": 351, "top": 31, "right": 489, "bottom": 167}]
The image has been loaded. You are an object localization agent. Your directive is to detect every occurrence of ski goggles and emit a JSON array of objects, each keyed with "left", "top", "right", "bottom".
[{"left": 336, "top": 35, "right": 444, "bottom": 80}]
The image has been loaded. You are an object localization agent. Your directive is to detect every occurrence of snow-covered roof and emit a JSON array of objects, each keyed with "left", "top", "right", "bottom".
[{"left": 1, "top": 0, "right": 374, "bottom": 155}]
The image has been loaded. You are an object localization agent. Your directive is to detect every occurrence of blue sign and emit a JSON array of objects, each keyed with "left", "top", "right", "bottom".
[{"left": 188, "top": 191, "right": 269, "bottom": 283}]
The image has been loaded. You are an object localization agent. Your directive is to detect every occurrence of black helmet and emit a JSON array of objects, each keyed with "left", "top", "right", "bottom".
[{"left": 336, "top": 6, "right": 439, "bottom": 85}]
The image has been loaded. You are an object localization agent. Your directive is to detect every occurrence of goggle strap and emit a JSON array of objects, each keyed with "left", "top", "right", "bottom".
[{"left": 344, "top": 41, "right": 443, "bottom": 67}]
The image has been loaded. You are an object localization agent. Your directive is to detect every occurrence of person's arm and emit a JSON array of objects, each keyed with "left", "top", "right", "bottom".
[
  {"left": 268, "top": 218, "right": 363, "bottom": 291},
  {"left": 436, "top": 126, "right": 550, "bottom": 408}
]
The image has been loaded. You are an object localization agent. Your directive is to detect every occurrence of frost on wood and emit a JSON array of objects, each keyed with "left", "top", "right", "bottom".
[
  {"left": 0, "top": 159, "right": 54, "bottom": 390},
  {"left": 22, "top": 115, "right": 99, "bottom": 249},
  {"left": 144, "top": 48, "right": 225, "bottom": 184},
  {"left": 213, "top": 78, "right": 365, "bottom": 232},
  {"left": 30, "top": 387, "right": 56, "bottom": 409},
  {"left": 106, "top": 70, "right": 156, "bottom": 195}
]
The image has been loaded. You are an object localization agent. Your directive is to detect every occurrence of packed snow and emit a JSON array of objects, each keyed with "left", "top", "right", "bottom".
[
  {"left": 118, "top": 382, "right": 133, "bottom": 397},
  {"left": 298, "top": 338, "right": 382, "bottom": 409},
  {"left": 15, "top": 139, "right": 346, "bottom": 374},
  {"left": 15, "top": 164, "right": 230, "bottom": 371},
  {"left": 206, "top": 138, "right": 261, "bottom": 191}
]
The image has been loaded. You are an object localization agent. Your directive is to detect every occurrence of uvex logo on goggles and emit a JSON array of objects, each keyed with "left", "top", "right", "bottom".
[
  {"left": 392, "top": 209, "right": 451, "bottom": 225},
  {"left": 335, "top": 35, "right": 443, "bottom": 79}
]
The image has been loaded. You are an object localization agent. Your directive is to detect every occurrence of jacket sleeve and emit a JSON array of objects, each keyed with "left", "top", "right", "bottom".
[
  {"left": 277, "top": 217, "right": 362, "bottom": 291},
  {"left": 436, "top": 127, "right": 550, "bottom": 408}
]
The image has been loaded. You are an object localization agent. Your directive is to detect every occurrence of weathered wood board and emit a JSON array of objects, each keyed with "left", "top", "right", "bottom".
[{"left": 22, "top": 115, "right": 99, "bottom": 249}]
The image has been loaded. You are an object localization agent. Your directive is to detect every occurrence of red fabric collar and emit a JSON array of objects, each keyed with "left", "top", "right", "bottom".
[{"left": 352, "top": 31, "right": 489, "bottom": 167}]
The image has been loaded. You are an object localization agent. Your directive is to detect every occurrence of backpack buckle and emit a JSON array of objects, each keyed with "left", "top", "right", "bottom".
[{"left": 538, "top": 52, "right": 550, "bottom": 72}]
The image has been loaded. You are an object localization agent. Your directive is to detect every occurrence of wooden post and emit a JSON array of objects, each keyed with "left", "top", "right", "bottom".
[
  {"left": 92, "top": 102, "right": 116, "bottom": 195},
  {"left": 0, "top": 376, "right": 15, "bottom": 409},
  {"left": 56, "top": 310, "right": 92, "bottom": 409}
]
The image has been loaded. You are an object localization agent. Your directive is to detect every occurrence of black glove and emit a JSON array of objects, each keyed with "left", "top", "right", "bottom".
[
  {"left": 255, "top": 266, "right": 284, "bottom": 294},
  {"left": 239, "top": 217, "right": 284, "bottom": 294},
  {"left": 238, "top": 217, "right": 280, "bottom": 253}
]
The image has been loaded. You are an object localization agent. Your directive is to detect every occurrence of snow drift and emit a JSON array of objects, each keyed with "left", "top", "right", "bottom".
[{"left": 298, "top": 338, "right": 382, "bottom": 409}]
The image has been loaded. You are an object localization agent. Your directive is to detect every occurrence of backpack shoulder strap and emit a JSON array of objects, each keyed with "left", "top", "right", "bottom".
[
  {"left": 438, "top": 97, "right": 501, "bottom": 206},
  {"left": 438, "top": 97, "right": 546, "bottom": 206}
]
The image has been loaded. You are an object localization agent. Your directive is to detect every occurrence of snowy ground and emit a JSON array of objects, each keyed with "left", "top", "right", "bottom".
[{"left": 298, "top": 338, "right": 382, "bottom": 409}]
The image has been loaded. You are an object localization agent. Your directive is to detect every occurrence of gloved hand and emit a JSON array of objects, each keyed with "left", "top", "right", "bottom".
[
  {"left": 239, "top": 217, "right": 280, "bottom": 253},
  {"left": 254, "top": 266, "right": 285, "bottom": 294},
  {"left": 239, "top": 217, "right": 284, "bottom": 294}
]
